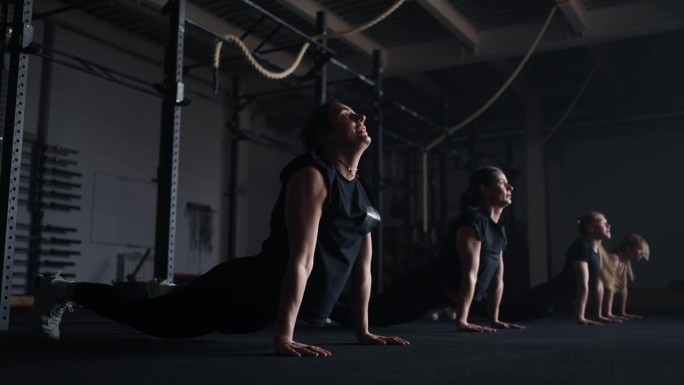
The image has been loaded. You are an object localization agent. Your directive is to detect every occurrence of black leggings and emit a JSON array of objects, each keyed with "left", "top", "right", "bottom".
[
  {"left": 498, "top": 272, "right": 574, "bottom": 321},
  {"left": 331, "top": 265, "right": 450, "bottom": 327},
  {"left": 72, "top": 257, "right": 279, "bottom": 339}
]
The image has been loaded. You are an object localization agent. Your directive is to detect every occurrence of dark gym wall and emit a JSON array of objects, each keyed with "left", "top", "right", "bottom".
[
  {"left": 551, "top": 118, "right": 684, "bottom": 289},
  {"left": 21, "top": 15, "right": 228, "bottom": 282}
]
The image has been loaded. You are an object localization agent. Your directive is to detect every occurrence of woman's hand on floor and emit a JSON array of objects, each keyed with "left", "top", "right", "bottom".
[
  {"left": 491, "top": 320, "right": 526, "bottom": 330},
  {"left": 357, "top": 332, "right": 410, "bottom": 346},
  {"left": 273, "top": 338, "right": 332, "bottom": 357},
  {"left": 457, "top": 322, "right": 497, "bottom": 333},
  {"left": 576, "top": 318, "right": 603, "bottom": 326}
]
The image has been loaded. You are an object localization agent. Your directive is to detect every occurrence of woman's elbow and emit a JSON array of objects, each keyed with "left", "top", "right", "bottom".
[
  {"left": 289, "top": 255, "right": 314, "bottom": 277},
  {"left": 461, "top": 273, "right": 478, "bottom": 288}
]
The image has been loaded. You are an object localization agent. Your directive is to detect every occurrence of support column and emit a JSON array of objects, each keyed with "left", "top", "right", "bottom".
[
  {"left": 227, "top": 76, "right": 242, "bottom": 261},
  {"left": 154, "top": 0, "right": 185, "bottom": 280},
  {"left": 404, "top": 149, "right": 415, "bottom": 267},
  {"left": 438, "top": 97, "right": 448, "bottom": 237},
  {"left": 26, "top": 21, "right": 53, "bottom": 294},
  {"left": 0, "top": 0, "right": 33, "bottom": 330},
  {"left": 314, "top": 11, "right": 327, "bottom": 106},
  {"left": 545, "top": 135, "right": 566, "bottom": 277},
  {"left": 525, "top": 94, "right": 548, "bottom": 286},
  {"left": 372, "top": 50, "right": 384, "bottom": 294}
]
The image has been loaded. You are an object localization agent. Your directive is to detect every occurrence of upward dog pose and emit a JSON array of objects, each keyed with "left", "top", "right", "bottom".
[
  {"left": 333, "top": 166, "right": 525, "bottom": 332},
  {"left": 567, "top": 212, "right": 613, "bottom": 325},
  {"left": 30, "top": 101, "right": 408, "bottom": 357},
  {"left": 500, "top": 223, "right": 650, "bottom": 324},
  {"left": 599, "top": 233, "right": 650, "bottom": 320}
]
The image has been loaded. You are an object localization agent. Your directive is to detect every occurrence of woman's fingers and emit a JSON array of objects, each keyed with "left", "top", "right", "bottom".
[
  {"left": 275, "top": 341, "right": 332, "bottom": 357},
  {"left": 459, "top": 323, "right": 496, "bottom": 333},
  {"left": 360, "top": 333, "right": 410, "bottom": 345}
]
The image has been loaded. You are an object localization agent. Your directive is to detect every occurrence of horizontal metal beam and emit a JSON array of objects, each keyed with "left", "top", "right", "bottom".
[
  {"left": 277, "top": 0, "right": 382, "bottom": 56},
  {"left": 416, "top": 0, "right": 478, "bottom": 49},
  {"left": 240, "top": 0, "right": 335, "bottom": 56}
]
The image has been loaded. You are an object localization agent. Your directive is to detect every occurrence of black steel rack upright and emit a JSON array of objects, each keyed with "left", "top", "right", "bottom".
[
  {"left": 0, "top": 0, "right": 33, "bottom": 330},
  {"left": 153, "top": 0, "right": 185, "bottom": 282}
]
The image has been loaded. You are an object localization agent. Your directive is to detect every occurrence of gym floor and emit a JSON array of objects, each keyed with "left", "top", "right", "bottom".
[{"left": 2, "top": 308, "right": 683, "bottom": 385}]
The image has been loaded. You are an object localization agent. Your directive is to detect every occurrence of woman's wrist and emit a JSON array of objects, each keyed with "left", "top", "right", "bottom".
[{"left": 355, "top": 327, "right": 370, "bottom": 339}]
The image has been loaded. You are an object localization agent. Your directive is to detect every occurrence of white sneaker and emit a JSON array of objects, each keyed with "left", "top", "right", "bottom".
[
  {"left": 30, "top": 273, "right": 72, "bottom": 340},
  {"left": 146, "top": 278, "right": 176, "bottom": 298}
]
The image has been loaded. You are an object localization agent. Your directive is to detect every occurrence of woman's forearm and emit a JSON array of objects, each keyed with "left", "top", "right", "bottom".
[
  {"left": 488, "top": 282, "right": 503, "bottom": 322},
  {"left": 575, "top": 287, "right": 589, "bottom": 321},
  {"left": 595, "top": 280, "right": 604, "bottom": 318},
  {"left": 350, "top": 272, "right": 371, "bottom": 337},
  {"left": 620, "top": 287, "right": 629, "bottom": 314},
  {"left": 457, "top": 277, "right": 476, "bottom": 324},
  {"left": 274, "top": 263, "right": 311, "bottom": 342},
  {"left": 604, "top": 290, "right": 615, "bottom": 316}
]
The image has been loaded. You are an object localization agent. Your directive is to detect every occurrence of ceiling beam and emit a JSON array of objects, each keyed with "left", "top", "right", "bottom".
[
  {"left": 277, "top": 0, "right": 383, "bottom": 56},
  {"left": 385, "top": 0, "right": 684, "bottom": 75},
  {"left": 555, "top": 0, "right": 588, "bottom": 34},
  {"left": 415, "top": 0, "right": 479, "bottom": 49}
]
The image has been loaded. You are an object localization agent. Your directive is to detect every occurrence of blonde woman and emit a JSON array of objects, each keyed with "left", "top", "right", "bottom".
[{"left": 599, "top": 234, "right": 650, "bottom": 320}]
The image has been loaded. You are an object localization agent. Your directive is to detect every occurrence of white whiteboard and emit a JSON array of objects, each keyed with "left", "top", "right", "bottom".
[{"left": 90, "top": 172, "right": 156, "bottom": 247}]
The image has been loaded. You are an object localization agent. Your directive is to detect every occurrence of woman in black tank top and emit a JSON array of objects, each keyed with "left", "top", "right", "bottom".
[
  {"left": 332, "top": 166, "right": 525, "bottom": 332},
  {"left": 29, "top": 102, "right": 408, "bottom": 357},
  {"left": 499, "top": 212, "right": 615, "bottom": 324},
  {"left": 567, "top": 212, "right": 613, "bottom": 325}
]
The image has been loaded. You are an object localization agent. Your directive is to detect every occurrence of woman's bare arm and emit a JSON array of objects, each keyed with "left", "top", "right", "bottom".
[
  {"left": 455, "top": 226, "right": 494, "bottom": 332},
  {"left": 273, "top": 166, "right": 331, "bottom": 357}
]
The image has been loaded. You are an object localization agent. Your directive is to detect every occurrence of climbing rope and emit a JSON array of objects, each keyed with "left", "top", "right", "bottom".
[
  {"left": 425, "top": 6, "right": 559, "bottom": 152},
  {"left": 212, "top": 0, "right": 406, "bottom": 83},
  {"left": 421, "top": 5, "right": 559, "bottom": 233}
]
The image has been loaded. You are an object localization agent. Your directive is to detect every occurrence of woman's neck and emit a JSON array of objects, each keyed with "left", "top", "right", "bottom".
[
  {"left": 583, "top": 237, "right": 602, "bottom": 251},
  {"left": 482, "top": 204, "right": 504, "bottom": 223},
  {"left": 326, "top": 150, "right": 362, "bottom": 180}
]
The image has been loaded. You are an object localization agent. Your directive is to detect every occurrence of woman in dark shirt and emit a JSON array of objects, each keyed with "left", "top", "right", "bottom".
[
  {"left": 334, "top": 166, "right": 524, "bottom": 332},
  {"left": 30, "top": 101, "right": 408, "bottom": 357},
  {"left": 567, "top": 212, "right": 612, "bottom": 325},
  {"left": 500, "top": 212, "right": 619, "bottom": 324}
]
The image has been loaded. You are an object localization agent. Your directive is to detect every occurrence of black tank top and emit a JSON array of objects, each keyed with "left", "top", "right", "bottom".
[
  {"left": 564, "top": 238, "right": 600, "bottom": 276},
  {"left": 259, "top": 152, "right": 381, "bottom": 326},
  {"left": 435, "top": 207, "right": 507, "bottom": 301}
]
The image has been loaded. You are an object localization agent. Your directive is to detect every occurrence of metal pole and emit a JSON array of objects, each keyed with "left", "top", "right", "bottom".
[
  {"left": 227, "top": 76, "right": 241, "bottom": 261},
  {"left": 153, "top": 0, "right": 185, "bottom": 281},
  {"left": 314, "top": 11, "right": 327, "bottom": 106},
  {"left": 26, "top": 21, "right": 54, "bottom": 293},
  {"left": 0, "top": 0, "right": 33, "bottom": 330},
  {"left": 438, "top": 97, "right": 448, "bottom": 237},
  {"left": 405, "top": 149, "right": 415, "bottom": 268},
  {"left": 371, "top": 49, "right": 384, "bottom": 294}
]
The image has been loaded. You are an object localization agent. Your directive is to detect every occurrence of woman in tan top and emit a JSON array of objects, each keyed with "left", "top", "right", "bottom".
[{"left": 599, "top": 233, "right": 650, "bottom": 320}]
